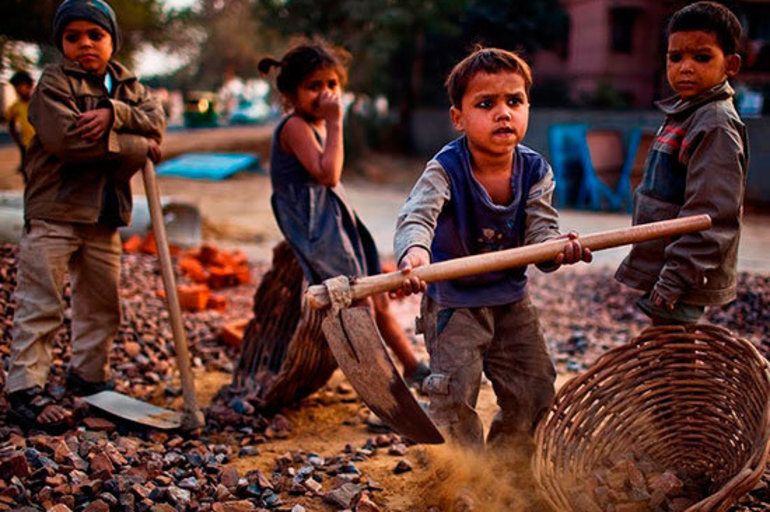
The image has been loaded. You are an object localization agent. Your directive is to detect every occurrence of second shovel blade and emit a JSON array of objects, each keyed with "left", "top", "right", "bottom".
[{"left": 83, "top": 391, "right": 182, "bottom": 430}]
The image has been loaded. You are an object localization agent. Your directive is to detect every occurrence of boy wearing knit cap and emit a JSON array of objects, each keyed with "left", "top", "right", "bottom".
[{"left": 5, "top": 0, "right": 165, "bottom": 432}]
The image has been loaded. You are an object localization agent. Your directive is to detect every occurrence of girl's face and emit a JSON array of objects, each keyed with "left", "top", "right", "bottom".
[
  {"left": 292, "top": 66, "right": 341, "bottom": 120},
  {"left": 62, "top": 20, "right": 113, "bottom": 75}
]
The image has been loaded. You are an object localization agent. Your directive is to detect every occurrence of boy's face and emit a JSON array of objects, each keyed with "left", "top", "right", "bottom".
[
  {"left": 61, "top": 20, "right": 113, "bottom": 75},
  {"left": 450, "top": 71, "right": 529, "bottom": 158},
  {"left": 666, "top": 30, "right": 740, "bottom": 99},
  {"left": 13, "top": 83, "right": 33, "bottom": 101}
]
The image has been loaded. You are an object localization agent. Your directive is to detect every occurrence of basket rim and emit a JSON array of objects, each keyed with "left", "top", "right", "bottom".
[{"left": 533, "top": 324, "right": 770, "bottom": 512}]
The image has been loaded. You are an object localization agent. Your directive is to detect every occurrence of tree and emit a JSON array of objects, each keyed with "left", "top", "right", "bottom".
[
  {"left": 144, "top": 0, "right": 285, "bottom": 91},
  {"left": 254, "top": 0, "right": 568, "bottom": 150},
  {"left": 186, "top": 0, "right": 284, "bottom": 90},
  {"left": 0, "top": 0, "right": 173, "bottom": 68}
]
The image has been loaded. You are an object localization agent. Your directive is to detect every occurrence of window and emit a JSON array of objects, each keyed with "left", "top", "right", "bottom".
[{"left": 610, "top": 7, "right": 640, "bottom": 54}]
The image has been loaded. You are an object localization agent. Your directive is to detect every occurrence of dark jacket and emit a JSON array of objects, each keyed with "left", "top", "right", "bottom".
[
  {"left": 615, "top": 81, "right": 748, "bottom": 306},
  {"left": 24, "top": 59, "right": 165, "bottom": 227}
]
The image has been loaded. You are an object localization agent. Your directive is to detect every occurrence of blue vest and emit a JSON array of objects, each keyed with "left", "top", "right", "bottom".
[{"left": 428, "top": 137, "right": 551, "bottom": 307}]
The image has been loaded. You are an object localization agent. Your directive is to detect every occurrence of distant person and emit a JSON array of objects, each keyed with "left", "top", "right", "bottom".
[
  {"left": 258, "top": 41, "right": 430, "bottom": 387},
  {"left": 393, "top": 46, "right": 591, "bottom": 453},
  {"left": 6, "top": 0, "right": 165, "bottom": 432},
  {"left": 615, "top": 1, "right": 748, "bottom": 325},
  {"left": 5, "top": 70, "right": 36, "bottom": 184}
]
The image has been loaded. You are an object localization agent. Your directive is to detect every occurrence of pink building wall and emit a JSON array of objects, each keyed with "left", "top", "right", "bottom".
[{"left": 535, "top": 0, "right": 671, "bottom": 107}]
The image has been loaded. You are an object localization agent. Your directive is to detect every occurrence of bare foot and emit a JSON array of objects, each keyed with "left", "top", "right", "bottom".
[{"left": 37, "top": 403, "right": 73, "bottom": 425}]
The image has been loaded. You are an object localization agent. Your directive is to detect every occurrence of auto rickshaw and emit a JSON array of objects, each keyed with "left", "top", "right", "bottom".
[{"left": 183, "top": 91, "right": 218, "bottom": 128}]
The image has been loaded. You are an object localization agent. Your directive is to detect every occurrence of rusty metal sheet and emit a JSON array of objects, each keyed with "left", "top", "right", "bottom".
[
  {"left": 83, "top": 391, "right": 182, "bottom": 430},
  {"left": 322, "top": 306, "right": 444, "bottom": 444}
]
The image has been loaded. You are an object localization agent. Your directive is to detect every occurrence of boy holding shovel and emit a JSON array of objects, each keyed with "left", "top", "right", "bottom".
[
  {"left": 394, "top": 46, "right": 590, "bottom": 450},
  {"left": 5, "top": 0, "right": 165, "bottom": 432}
]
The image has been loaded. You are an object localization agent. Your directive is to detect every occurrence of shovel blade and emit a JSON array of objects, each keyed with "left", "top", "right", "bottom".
[
  {"left": 322, "top": 307, "right": 444, "bottom": 444},
  {"left": 83, "top": 391, "right": 182, "bottom": 430}
]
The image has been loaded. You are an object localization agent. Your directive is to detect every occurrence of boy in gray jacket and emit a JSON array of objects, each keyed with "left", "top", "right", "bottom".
[
  {"left": 6, "top": 0, "right": 165, "bottom": 432},
  {"left": 615, "top": 1, "right": 748, "bottom": 324}
]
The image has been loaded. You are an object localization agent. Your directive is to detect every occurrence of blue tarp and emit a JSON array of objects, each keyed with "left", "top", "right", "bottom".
[{"left": 156, "top": 153, "right": 261, "bottom": 180}]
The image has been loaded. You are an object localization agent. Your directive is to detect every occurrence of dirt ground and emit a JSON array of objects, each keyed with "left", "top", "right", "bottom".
[
  {"left": 108, "top": 134, "right": 563, "bottom": 510},
  {"left": 142, "top": 149, "right": 579, "bottom": 511},
  {"left": 1, "top": 129, "right": 547, "bottom": 510},
  {"left": 2, "top": 126, "right": 768, "bottom": 511}
]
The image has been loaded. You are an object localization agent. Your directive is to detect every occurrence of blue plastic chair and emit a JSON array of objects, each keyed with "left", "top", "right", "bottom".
[
  {"left": 548, "top": 123, "right": 589, "bottom": 208},
  {"left": 577, "top": 127, "right": 642, "bottom": 211},
  {"left": 626, "top": 130, "right": 657, "bottom": 212}
]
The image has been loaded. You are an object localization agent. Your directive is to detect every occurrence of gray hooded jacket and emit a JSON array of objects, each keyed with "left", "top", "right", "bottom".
[{"left": 615, "top": 81, "right": 748, "bottom": 306}]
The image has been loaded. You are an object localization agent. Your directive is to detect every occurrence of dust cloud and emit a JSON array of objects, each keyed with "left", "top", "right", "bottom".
[{"left": 413, "top": 442, "right": 548, "bottom": 512}]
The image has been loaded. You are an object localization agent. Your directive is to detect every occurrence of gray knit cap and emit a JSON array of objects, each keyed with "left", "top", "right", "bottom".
[{"left": 53, "top": 0, "right": 121, "bottom": 54}]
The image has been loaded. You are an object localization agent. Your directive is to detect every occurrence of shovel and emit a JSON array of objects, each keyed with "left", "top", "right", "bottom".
[
  {"left": 306, "top": 214, "right": 712, "bottom": 444},
  {"left": 83, "top": 161, "right": 205, "bottom": 431}
]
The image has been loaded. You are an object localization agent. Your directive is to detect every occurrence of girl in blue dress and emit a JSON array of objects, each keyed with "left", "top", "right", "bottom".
[{"left": 259, "top": 42, "right": 429, "bottom": 386}]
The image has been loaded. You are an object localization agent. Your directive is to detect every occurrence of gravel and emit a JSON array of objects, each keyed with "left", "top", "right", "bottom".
[{"left": 1, "top": 244, "right": 768, "bottom": 511}]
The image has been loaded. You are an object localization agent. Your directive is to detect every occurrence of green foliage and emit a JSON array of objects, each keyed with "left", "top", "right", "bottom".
[
  {"left": 0, "top": 0, "right": 570, "bottom": 149},
  {"left": 255, "top": 0, "right": 568, "bottom": 107},
  {"left": 0, "top": 38, "right": 36, "bottom": 72},
  {"left": 583, "top": 80, "right": 634, "bottom": 109},
  {"left": 143, "top": 0, "right": 285, "bottom": 91},
  {"left": 183, "top": 0, "right": 284, "bottom": 90},
  {"left": 0, "top": 0, "right": 170, "bottom": 64},
  {"left": 254, "top": 0, "right": 568, "bottom": 150}
]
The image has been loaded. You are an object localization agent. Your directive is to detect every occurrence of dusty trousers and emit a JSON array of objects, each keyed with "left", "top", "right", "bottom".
[
  {"left": 7, "top": 220, "right": 121, "bottom": 393},
  {"left": 420, "top": 293, "right": 556, "bottom": 449}
]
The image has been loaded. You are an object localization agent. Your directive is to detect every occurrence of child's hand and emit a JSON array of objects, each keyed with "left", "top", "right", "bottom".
[
  {"left": 554, "top": 232, "right": 592, "bottom": 265},
  {"left": 650, "top": 288, "right": 676, "bottom": 311},
  {"left": 391, "top": 247, "right": 430, "bottom": 298},
  {"left": 316, "top": 91, "right": 343, "bottom": 123},
  {"left": 76, "top": 108, "right": 113, "bottom": 142},
  {"left": 147, "top": 139, "right": 162, "bottom": 163}
]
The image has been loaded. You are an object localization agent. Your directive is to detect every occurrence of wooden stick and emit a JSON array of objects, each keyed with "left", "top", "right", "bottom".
[
  {"left": 306, "top": 214, "right": 712, "bottom": 310},
  {"left": 142, "top": 160, "right": 205, "bottom": 430}
]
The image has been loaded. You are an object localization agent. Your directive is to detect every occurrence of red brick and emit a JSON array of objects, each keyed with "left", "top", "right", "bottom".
[
  {"left": 207, "top": 294, "right": 228, "bottom": 312},
  {"left": 220, "top": 319, "right": 249, "bottom": 349},
  {"left": 122, "top": 234, "right": 143, "bottom": 253},
  {"left": 177, "top": 284, "right": 211, "bottom": 311}
]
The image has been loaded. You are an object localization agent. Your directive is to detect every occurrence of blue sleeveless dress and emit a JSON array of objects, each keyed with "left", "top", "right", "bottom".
[{"left": 269, "top": 115, "right": 381, "bottom": 284}]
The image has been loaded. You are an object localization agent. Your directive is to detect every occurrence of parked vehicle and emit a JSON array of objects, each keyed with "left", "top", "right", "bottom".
[{"left": 183, "top": 91, "right": 218, "bottom": 128}]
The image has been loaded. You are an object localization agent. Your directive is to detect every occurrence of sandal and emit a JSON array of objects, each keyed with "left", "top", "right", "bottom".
[
  {"left": 406, "top": 360, "right": 431, "bottom": 391},
  {"left": 7, "top": 386, "right": 74, "bottom": 434},
  {"left": 65, "top": 371, "right": 115, "bottom": 396}
]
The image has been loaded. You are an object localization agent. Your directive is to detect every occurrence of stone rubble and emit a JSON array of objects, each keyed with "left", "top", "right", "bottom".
[{"left": 0, "top": 245, "right": 768, "bottom": 511}]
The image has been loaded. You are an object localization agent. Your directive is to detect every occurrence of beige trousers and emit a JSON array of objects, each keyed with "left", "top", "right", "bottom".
[
  {"left": 420, "top": 294, "right": 556, "bottom": 449},
  {"left": 7, "top": 219, "right": 121, "bottom": 393}
]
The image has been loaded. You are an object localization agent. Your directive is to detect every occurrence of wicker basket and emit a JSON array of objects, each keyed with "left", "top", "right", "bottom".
[
  {"left": 533, "top": 324, "right": 770, "bottom": 512},
  {"left": 233, "top": 242, "right": 336, "bottom": 410}
]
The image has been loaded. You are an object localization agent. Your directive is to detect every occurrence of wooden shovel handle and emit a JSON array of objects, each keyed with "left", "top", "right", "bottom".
[
  {"left": 306, "top": 214, "right": 712, "bottom": 310},
  {"left": 142, "top": 160, "right": 205, "bottom": 430}
]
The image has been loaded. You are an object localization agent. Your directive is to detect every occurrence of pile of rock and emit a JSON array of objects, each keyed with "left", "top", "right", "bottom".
[
  {"left": 573, "top": 452, "right": 701, "bottom": 512},
  {"left": 0, "top": 244, "right": 258, "bottom": 405},
  {"left": 529, "top": 268, "right": 770, "bottom": 375},
  {"left": 0, "top": 417, "right": 413, "bottom": 512},
  {"left": 2, "top": 244, "right": 770, "bottom": 511}
]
